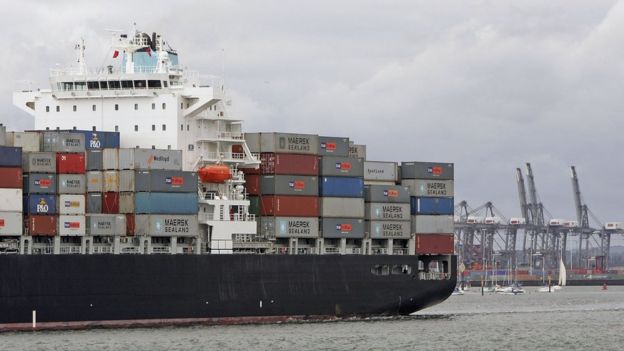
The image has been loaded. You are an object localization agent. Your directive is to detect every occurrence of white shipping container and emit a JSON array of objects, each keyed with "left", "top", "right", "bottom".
[
  {"left": 58, "top": 215, "right": 86, "bottom": 235},
  {"left": 320, "top": 197, "right": 365, "bottom": 218},
  {"left": 401, "top": 179, "right": 454, "bottom": 197},
  {"left": 0, "top": 212, "right": 23, "bottom": 235},
  {"left": 0, "top": 189, "right": 22, "bottom": 211},
  {"left": 118, "top": 148, "right": 182, "bottom": 170},
  {"left": 363, "top": 161, "right": 398, "bottom": 182},
  {"left": 134, "top": 214, "right": 199, "bottom": 236},
  {"left": 58, "top": 194, "right": 86, "bottom": 215},
  {"left": 118, "top": 192, "right": 134, "bottom": 213},
  {"left": 348, "top": 142, "right": 366, "bottom": 159},
  {"left": 87, "top": 171, "right": 103, "bottom": 192},
  {"left": 102, "top": 148, "right": 119, "bottom": 170},
  {"left": 103, "top": 171, "right": 120, "bottom": 192},
  {"left": 411, "top": 215, "right": 454, "bottom": 234},
  {"left": 7, "top": 132, "right": 41, "bottom": 152}
]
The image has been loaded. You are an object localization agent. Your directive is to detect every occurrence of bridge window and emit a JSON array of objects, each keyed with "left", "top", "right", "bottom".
[
  {"left": 121, "top": 80, "right": 133, "bottom": 89},
  {"left": 162, "top": 124, "right": 166, "bottom": 131},
  {"left": 46, "top": 106, "right": 50, "bottom": 112},
  {"left": 163, "top": 81, "right": 168, "bottom": 88},
  {"left": 134, "top": 80, "right": 146, "bottom": 89},
  {"left": 62, "top": 82, "right": 73, "bottom": 91},
  {"left": 75, "top": 82, "right": 86, "bottom": 91},
  {"left": 162, "top": 103, "right": 166, "bottom": 110},
  {"left": 87, "top": 81, "right": 99, "bottom": 90},
  {"left": 100, "top": 81, "right": 108, "bottom": 90},
  {"left": 148, "top": 80, "right": 161, "bottom": 88},
  {"left": 109, "top": 81, "right": 120, "bottom": 89},
  {"left": 56, "top": 106, "right": 60, "bottom": 112}
]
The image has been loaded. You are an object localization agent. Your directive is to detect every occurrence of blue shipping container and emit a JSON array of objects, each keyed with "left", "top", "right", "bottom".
[
  {"left": 23, "top": 194, "right": 57, "bottom": 214},
  {"left": 0, "top": 146, "right": 22, "bottom": 167},
  {"left": 410, "top": 197, "right": 454, "bottom": 215},
  {"left": 61, "top": 130, "right": 121, "bottom": 150},
  {"left": 319, "top": 177, "right": 364, "bottom": 198},
  {"left": 134, "top": 192, "right": 198, "bottom": 214}
]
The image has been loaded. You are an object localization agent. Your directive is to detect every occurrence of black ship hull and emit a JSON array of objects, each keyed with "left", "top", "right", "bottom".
[{"left": 0, "top": 254, "right": 456, "bottom": 330}]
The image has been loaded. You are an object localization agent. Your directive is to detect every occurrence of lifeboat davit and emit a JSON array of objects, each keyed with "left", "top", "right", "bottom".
[{"left": 199, "top": 165, "right": 232, "bottom": 183}]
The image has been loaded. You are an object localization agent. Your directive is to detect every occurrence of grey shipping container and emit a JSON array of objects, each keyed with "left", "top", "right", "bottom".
[
  {"left": 22, "top": 152, "right": 56, "bottom": 173},
  {"left": 320, "top": 197, "right": 365, "bottom": 218},
  {"left": 7, "top": 132, "right": 41, "bottom": 152},
  {"left": 87, "top": 149, "right": 103, "bottom": 171},
  {"left": 348, "top": 143, "right": 366, "bottom": 159},
  {"left": 260, "top": 132, "right": 319, "bottom": 155},
  {"left": 118, "top": 192, "right": 134, "bottom": 213},
  {"left": 23, "top": 174, "right": 57, "bottom": 194},
  {"left": 367, "top": 221, "right": 411, "bottom": 239},
  {"left": 86, "top": 171, "right": 103, "bottom": 193},
  {"left": 102, "top": 149, "right": 119, "bottom": 170},
  {"left": 401, "top": 179, "right": 454, "bottom": 197},
  {"left": 42, "top": 132, "right": 85, "bottom": 152},
  {"left": 134, "top": 214, "right": 199, "bottom": 236},
  {"left": 260, "top": 175, "right": 318, "bottom": 196},
  {"left": 318, "top": 136, "right": 349, "bottom": 157},
  {"left": 86, "top": 193, "right": 102, "bottom": 213},
  {"left": 319, "top": 156, "right": 364, "bottom": 178},
  {"left": 410, "top": 215, "right": 454, "bottom": 234},
  {"left": 320, "top": 218, "right": 364, "bottom": 239},
  {"left": 364, "top": 185, "right": 410, "bottom": 203},
  {"left": 365, "top": 203, "right": 411, "bottom": 221},
  {"left": 244, "top": 132, "right": 261, "bottom": 153},
  {"left": 0, "top": 212, "right": 23, "bottom": 235},
  {"left": 57, "top": 174, "right": 86, "bottom": 194},
  {"left": 118, "top": 148, "right": 183, "bottom": 170},
  {"left": 260, "top": 216, "right": 319, "bottom": 239},
  {"left": 86, "top": 214, "right": 126, "bottom": 235},
  {"left": 400, "top": 162, "right": 454, "bottom": 180},
  {"left": 363, "top": 161, "right": 398, "bottom": 182},
  {"left": 133, "top": 170, "right": 198, "bottom": 193}
]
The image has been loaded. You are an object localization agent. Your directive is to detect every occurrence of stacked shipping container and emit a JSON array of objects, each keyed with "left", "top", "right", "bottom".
[
  {"left": 318, "top": 136, "right": 365, "bottom": 253},
  {"left": 401, "top": 162, "right": 455, "bottom": 254},
  {"left": 245, "top": 133, "right": 321, "bottom": 248},
  {"left": 0, "top": 146, "right": 23, "bottom": 239}
]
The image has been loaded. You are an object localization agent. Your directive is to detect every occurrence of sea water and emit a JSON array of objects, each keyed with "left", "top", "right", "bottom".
[{"left": 3, "top": 286, "right": 623, "bottom": 350}]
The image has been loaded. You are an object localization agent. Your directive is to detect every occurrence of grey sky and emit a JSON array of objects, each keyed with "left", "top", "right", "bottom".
[{"left": 1, "top": 0, "right": 623, "bottom": 226}]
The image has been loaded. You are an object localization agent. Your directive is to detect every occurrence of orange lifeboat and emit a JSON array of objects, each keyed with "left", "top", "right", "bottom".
[{"left": 199, "top": 165, "right": 232, "bottom": 183}]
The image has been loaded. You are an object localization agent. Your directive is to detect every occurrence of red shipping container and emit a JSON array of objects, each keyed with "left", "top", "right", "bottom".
[
  {"left": 245, "top": 174, "right": 261, "bottom": 195},
  {"left": 415, "top": 234, "right": 454, "bottom": 254},
  {"left": 126, "top": 214, "right": 135, "bottom": 236},
  {"left": 242, "top": 166, "right": 261, "bottom": 175},
  {"left": 0, "top": 168, "right": 23, "bottom": 188},
  {"left": 260, "top": 153, "right": 318, "bottom": 175},
  {"left": 25, "top": 215, "right": 57, "bottom": 236},
  {"left": 260, "top": 195, "right": 319, "bottom": 217},
  {"left": 56, "top": 153, "right": 85, "bottom": 174},
  {"left": 102, "top": 192, "right": 119, "bottom": 214}
]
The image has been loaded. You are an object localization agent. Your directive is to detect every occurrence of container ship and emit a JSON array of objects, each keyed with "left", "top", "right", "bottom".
[{"left": 1, "top": 26, "right": 456, "bottom": 330}]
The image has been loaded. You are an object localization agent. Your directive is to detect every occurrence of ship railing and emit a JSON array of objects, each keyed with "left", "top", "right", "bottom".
[
  {"left": 92, "top": 246, "right": 113, "bottom": 254},
  {"left": 346, "top": 247, "right": 363, "bottom": 255},
  {"left": 199, "top": 212, "right": 256, "bottom": 222},
  {"left": 59, "top": 246, "right": 82, "bottom": 254},
  {"left": 152, "top": 246, "right": 170, "bottom": 254},
  {"left": 201, "top": 152, "right": 247, "bottom": 161},
  {"left": 32, "top": 246, "right": 54, "bottom": 255},
  {"left": 393, "top": 249, "right": 408, "bottom": 255},
  {"left": 324, "top": 247, "right": 340, "bottom": 254},
  {"left": 216, "top": 131, "right": 244, "bottom": 140},
  {"left": 371, "top": 248, "right": 388, "bottom": 255},
  {"left": 418, "top": 272, "right": 451, "bottom": 281},
  {"left": 121, "top": 247, "right": 139, "bottom": 254}
]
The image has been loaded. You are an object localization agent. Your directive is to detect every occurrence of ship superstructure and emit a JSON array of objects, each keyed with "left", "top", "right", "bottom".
[{"left": 13, "top": 26, "right": 259, "bottom": 254}]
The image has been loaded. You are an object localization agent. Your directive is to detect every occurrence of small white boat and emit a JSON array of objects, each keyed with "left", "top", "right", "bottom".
[{"left": 539, "top": 259, "right": 566, "bottom": 292}]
